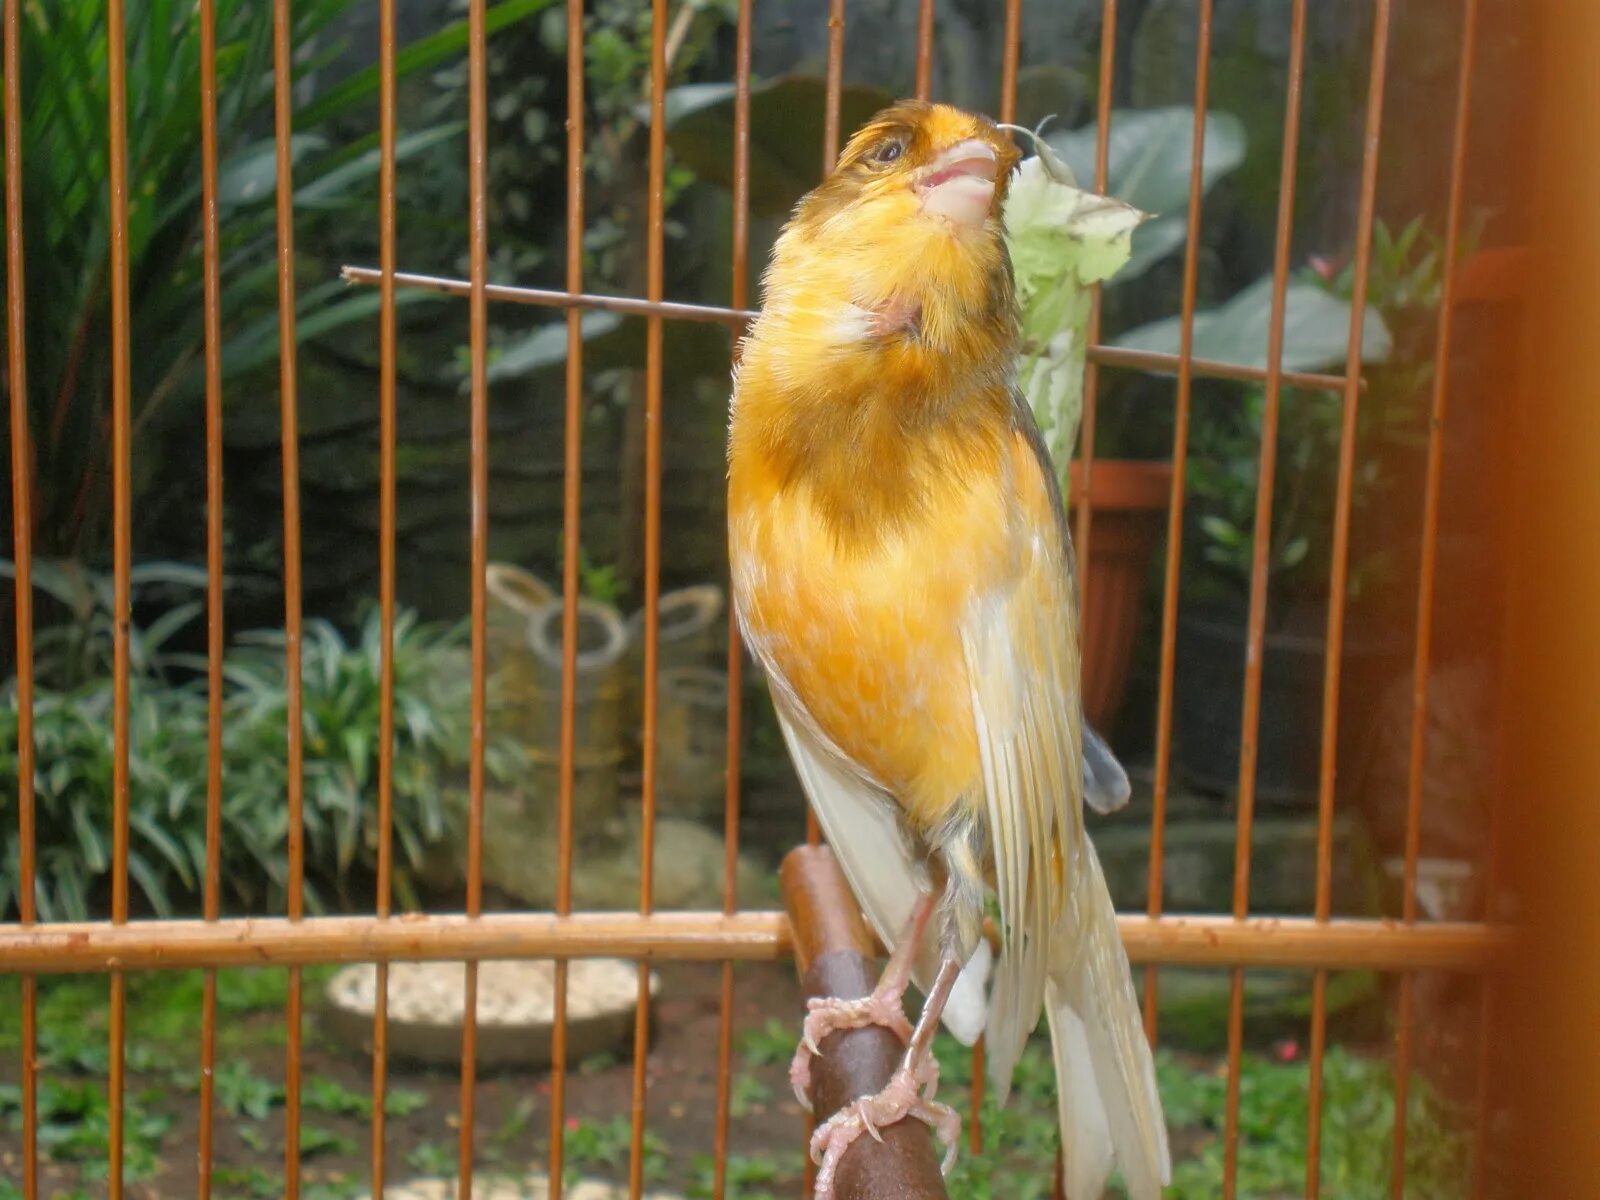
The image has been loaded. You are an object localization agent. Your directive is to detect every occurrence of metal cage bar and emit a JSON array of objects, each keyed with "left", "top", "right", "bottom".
[
  {"left": 338, "top": 266, "right": 1355, "bottom": 394},
  {"left": 628, "top": 1, "right": 670, "bottom": 1195},
  {"left": 1144, "top": 0, "right": 1216, "bottom": 1045},
  {"left": 267, "top": 0, "right": 312, "bottom": 1193},
  {"left": 3, "top": 0, "right": 36, "bottom": 1193},
  {"left": 1071, "top": 0, "right": 1118, "bottom": 641},
  {"left": 1220, "top": 0, "right": 1312, "bottom": 1190},
  {"left": 370, "top": 0, "right": 401, "bottom": 1192},
  {"left": 457, "top": 0, "right": 493, "bottom": 1191},
  {"left": 0, "top": 912, "right": 1505, "bottom": 973},
  {"left": 106, "top": 0, "right": 136, "bottom": 1191},
  {"left": 711, "top": 4, "right": 755, "bottom": 1194},
  {"left": 805, "top": 0, "right": 847, "bottom": 858},
  {"left": 1393, "top": 0, "right": 1481, "bottom": 1191},
  {"left": 548, "top": 0, "right": 589, "bottom": 1190},
  {"left": 1305, "top": 3, "right": 1393, "bottom": 1194},
  {"left": 198, "top": 0, "right": 228, "bottom": 1193},
  {"left": 914, "top": 0, "right": 935, "bottom": 100}
]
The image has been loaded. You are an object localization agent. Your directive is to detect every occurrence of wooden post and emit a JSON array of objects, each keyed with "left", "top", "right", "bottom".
[{"left": 780, "top": 845, "right": 951, "bottom": 1200}]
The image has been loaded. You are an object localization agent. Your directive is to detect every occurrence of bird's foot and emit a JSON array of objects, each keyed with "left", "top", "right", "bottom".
[
  {"left": 789, "top": 987, "right": 914, "bottom": 1110},
  {"left": 808, "top": 1056, "right": 960, "bottom": 1200}
]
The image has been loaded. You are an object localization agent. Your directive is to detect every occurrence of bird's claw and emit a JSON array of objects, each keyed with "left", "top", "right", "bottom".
[
  {"left": 788, "top": 988, "right": 913, "bottom": 1112},
  {"left": 808, "top": 1061, "right": 961, "bottom": 1200}
]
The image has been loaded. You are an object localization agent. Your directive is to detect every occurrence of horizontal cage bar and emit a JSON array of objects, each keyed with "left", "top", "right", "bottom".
[
  {"left": 338, "top": 264, "right": 1354, "bottom": 392},
  {"left": 0, "top": 912, "right": 1506, "bottom": 975}
]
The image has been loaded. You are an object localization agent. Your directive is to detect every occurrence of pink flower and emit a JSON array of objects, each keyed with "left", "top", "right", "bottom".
[
  {"left": 1272, "top": 1039, "right": 1300, "bottom": 1063},
  {"left": 1308, "top": 254, "right": 1344, "bottom": 282}
]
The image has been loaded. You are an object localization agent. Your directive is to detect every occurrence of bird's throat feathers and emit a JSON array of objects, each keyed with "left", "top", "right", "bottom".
[
  {"left": 748, "top": 201, "right": 1018, "bottom": 409},
  {"left": 732, "top": 173, "right": 1019, "bottom": 544}
]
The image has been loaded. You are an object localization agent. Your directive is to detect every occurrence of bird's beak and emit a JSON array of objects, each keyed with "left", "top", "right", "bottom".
[{"left": 917, "top": 139, "right": 1000, "bottom": 230}]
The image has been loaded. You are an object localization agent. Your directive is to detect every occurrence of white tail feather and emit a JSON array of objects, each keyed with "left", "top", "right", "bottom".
[{"left": 1046, "top": 843, "right": 1170, "bottom": 1200}]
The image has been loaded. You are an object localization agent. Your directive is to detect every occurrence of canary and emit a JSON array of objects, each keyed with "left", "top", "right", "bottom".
[{"left": 726, "top": 101, "right": 1170, "bottom": 1198}]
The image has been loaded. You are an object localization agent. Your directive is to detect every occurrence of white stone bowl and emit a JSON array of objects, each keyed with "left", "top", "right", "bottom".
[{"left": 322, "top": 959, "right": 660, "bottom": 1068}]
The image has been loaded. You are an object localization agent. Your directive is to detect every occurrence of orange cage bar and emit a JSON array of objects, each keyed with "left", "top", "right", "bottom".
[{"left": 0, "top": 1, "right": 1563, "bottom": 1197}]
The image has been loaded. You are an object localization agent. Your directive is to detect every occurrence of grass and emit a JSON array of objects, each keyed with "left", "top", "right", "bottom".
[
  {"left": 933, "top": 1034, "right": 1472, "bottom": 1199},
  {"left": 739, "top": 1019, "right": 1469, "bottom": 1199},
  {"left": 0, "top": 971, "right": 1472, "bottom": 1199}
]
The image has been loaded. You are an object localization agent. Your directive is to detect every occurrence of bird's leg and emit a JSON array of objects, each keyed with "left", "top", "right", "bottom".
[
  {"left": 788, "top": 892, "right": 936, "bottom": 1110},
  {"left": 809, "top": 955, "right": 965, "bottom": 1200}
]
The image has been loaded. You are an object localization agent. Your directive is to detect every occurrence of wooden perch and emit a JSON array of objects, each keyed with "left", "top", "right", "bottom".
[{"left": 780, "top": 845, "right": 951, "bottom": 1200}]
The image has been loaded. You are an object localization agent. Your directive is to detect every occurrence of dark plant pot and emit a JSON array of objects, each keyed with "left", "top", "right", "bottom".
[
  {"left": 1067, "top": 460, "right": 1174, "bottom": 731},
  {"left": 1174, "top": 603, "right": 1401, "bottom": 806}
]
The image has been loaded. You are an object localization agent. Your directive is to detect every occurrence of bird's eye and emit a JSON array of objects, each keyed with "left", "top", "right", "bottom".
[{"left": 872, "top": 140, "right": 905, "bottom": 165}]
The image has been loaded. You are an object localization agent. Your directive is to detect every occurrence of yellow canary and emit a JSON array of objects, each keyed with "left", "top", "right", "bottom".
[{"left": 727, "top": 100, "right": 1170, "bottom": 1198}]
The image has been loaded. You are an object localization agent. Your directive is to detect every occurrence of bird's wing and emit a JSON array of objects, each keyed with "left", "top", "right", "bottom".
[
  {"left": 763, "top": 678, "right": 993, "bottom": 1045},
  {"left": 957, "top": 400, "right": 1085, "bottom": 1097}
]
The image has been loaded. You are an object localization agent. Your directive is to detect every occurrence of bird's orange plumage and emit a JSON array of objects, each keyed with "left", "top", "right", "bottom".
[{"left": 728, "top": 103, "right": 1027, "bottom": 833}]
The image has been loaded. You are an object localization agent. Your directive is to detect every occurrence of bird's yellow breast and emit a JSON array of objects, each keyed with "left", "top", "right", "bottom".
[{"left": 729, "top": 427, "right": 1016, "bottom": 831}]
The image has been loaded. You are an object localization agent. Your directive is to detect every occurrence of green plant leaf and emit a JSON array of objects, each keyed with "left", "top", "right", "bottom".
[
  {"left": 295, "top": 123, "right": 466, "bottom": 209},
  {"left": 217, "top": 134, "right": 329, "bottom": 208},
  {"left": 1046, "top": 107, "right": 1247, "bottom": 283},
  {"left": 1113, "top": 276, "right": 1393, "bottom": 374},
  {"left": 296, "top": 0, "right": 557, "bottom": 128},
  {"left": 483, "top": 311, "right": 623, "bottom": 384},
  {"left": 1048, "top": 107, "right": 1246, "bottom": 222}
]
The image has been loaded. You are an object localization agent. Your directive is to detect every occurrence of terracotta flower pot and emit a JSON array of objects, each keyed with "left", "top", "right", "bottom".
[{"left": 1066, "top": 459, "right": 1174, "bottom": 731}]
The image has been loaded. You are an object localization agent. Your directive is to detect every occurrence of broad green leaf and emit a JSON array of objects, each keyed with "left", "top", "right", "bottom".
[
  {"left": 1112, "top": 276, "right": 1394, "bottom": 374},
  {"left": 1047, "top": 107, "right": 1247, "bottom": 284},
  {"left": 217, "top": 135, "right": 329, "bottom": 208},
  {"left": 484, "top": 311, "right": 623, "bottom": 384},
  {"left": 296, "top": 0, "right": 556, "bottom": 129},
  {"left": 1047, "top": 107, "right": 1247, "bottom": 218},
  {"left": 295, "top": 123, "right": 466, "bottom": 208}
]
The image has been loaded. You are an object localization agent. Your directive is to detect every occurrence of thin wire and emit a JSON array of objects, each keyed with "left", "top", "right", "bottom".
[
  {"left": 1221, "top": 1, "right": 1309, "bottom": 1192},
  {"left": 802, "top": 9, "right": 848, "bottom": 1177},
  {"left": 913, "top": 0, "right": 935, "bottom": 100},
  {"left": 4, "top": 0, "right": 38, "bottom": 1191},
  {"left": 1144, "top": 0, "right": 1215, "bottom": 1041},
  {"left": 630, "top": 0, "right": 668, "bottom": 1193},
  {"left": 458, "top": 0, "right": 491, "bottom": 1190},
  {"left": 711, "top": 1, "right": 752, "bottom": 1194},
  {"left": 807, "top": 0, "right": 845, "bottom": 862},
  {"left": 337, "top": 267, "right": 1356, "bottom": 394},
  {"left": 370, "top": 0, "right": 400, "bottom": 1190},
  {"left": 998, "top": 0, "right": 1021, "bottom": 126},
  {"left": 981, "top": 0, "right": 1023, "bottom": 1149},
  {"left": 106, "top": 0, "right": 134, "bottom": 1188},
  {"left": 1305, "top": 0, "right": 1393, "bottom": 1183},
  {"left": 548, "top": 0, "right": 588, "bottom": 1191},
  {"left": 1073, "top": 0, "right": 1118, "bottom": 582},
  {"left": 197, "top": 0, "right": 226, "bottom": 1190},
  {"left": 1392, "top": 0, "right": 1474, "bottom": 1188},
  {"left": 271, "top": 0, "right": 307, "bottom": 1191}
]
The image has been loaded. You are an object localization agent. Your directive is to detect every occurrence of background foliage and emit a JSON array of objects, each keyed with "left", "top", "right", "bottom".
[{"left": 1, "top": 559, "right": 517, "bottom": 921}]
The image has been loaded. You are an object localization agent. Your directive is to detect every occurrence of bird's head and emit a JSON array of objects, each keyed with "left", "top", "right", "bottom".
[
  {"left": 755, "top": 101, "right": 1023, "bottom": 365},
  {"left": 806, "top": 100, "right": 1022, "bottom": 237}
]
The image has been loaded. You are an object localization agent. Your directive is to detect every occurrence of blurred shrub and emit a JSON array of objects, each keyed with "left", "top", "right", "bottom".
[
  {"left": 0, "top": 559, "right": 524, "bottom": 920},
  {"left": 0, "top": 0, "right": 541, "bottom": 561}
]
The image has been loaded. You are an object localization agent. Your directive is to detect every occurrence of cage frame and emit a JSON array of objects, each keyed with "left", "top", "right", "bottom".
[{"left": 1, "top": 0, "right": 1501, "bottom": 1197}]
